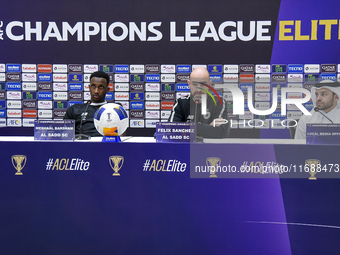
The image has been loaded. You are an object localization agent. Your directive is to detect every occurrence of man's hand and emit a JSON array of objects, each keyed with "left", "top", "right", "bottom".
[{"left": 210, "top": 117, "right": 227, "bottom": 127}]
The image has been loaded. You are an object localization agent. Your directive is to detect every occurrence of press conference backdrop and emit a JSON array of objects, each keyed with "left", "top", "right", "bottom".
[{"left": 0, "top": 0, "right": 340, "bottom": 137}]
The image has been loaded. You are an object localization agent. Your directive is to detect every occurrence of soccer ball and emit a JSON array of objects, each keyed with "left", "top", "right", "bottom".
[{"left": 94, "top": 103, "right": 128, "bottom": 136}]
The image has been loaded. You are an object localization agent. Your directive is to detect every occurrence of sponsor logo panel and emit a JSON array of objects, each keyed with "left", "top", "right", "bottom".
[
  {"left": 287, "top": 74, "right": 303, "bottom": 83},
  {"left": 130, "top": 101, "right": 145, "bottom": 110},
  {"left": 288, "top": 64, "right": 303, "bottom": 73},
  {"left": 38, "top": 110, "right": 53, "bottom": 118},
  {"left": 53, "top": 83, "right": 68, "bottom": 91},
  {"left": 223, "top": 74, "right": 238, "bottom": 83},
  {"left": 145, "top": 92, "right": 160, "bottom": 100},
  {"left": 8, "top": 91, "right": 22, "bottom": 99},
  {"left": 224, "top": 65, "right": 238, "bottom": 73},
  {"left": 130, "top": 65, "right": 144, "bottom": 73},
  {"left": 130, "top": 119, "right": 144, "bottom": 128},
  {"left": 130, "top": 83, "right": 144, "bottom": 91},
  {"left": 21, "top": 64, "right": 37, "bottom": 73},
  {"left": 145, "top": 64, "right": 160, "bottom": 74},
  {"left": 69, "top": 83, "right": 83, "bottom": 91},
  {"left": 161, "top": 83, "right": 175, "bottom": 91},
  {"left": 161, "top": 65, "right": 175, "bottom": 73},
  {"left": 255, "top": 74, "right": 271, "bottom": 83},
  {"left": 255, "top": 83, "right": 270, "bottom": 92},
  {"left": 68, "top": 92, "right": 83, "bottom": 100},
  {"left": 255, "top": 65, "right": 270, "bottom": 73},
  {"left": 130, "top": 74, "right": 143, "bottom": 82},
  {"left": 115, "top": 92, "right": 129, "bottom": 100},
  {"left": 210, "top": 74, "right": 223, "bottom": 83},
  {"left": 161, "top": 101, "right": 174, "bottom": 110},
  {"left": 115, "top": 65, "right": 129, "bottom": 73},
  {"left": 53, "top": 109, "right": 67, "bottom": 118},
  {"left": 38, "top": 74, "right": 52, "bottom": 82},
  {"left": 115, "top": 83, "right": 129, "bottom": 91},
  {"left": 176, "top": 83, "right": 190, "bottom": 91},
  {"left": 161, "top": 92, "right": 175, "bottom": 101},
  {"left": 38, "top": 101, "right": 53, "bottom": 109},
  {"left": 69, "top": 74, "right": 83, "bottom": 82},
  {"left": 53, "top": 92, "right": 68, "bottom": 100},
  {"left": 23, "top": 119, "right": 36, "bottom": 127},
  {"left": 161, "top": 74, "right": 176, "bottom": 82},
  {"left": 145, "top": 101, "right": 160, "bottom": 109},
  {"left": 130, "top": 110, "right": 144, "bottom": 119},
  {"left": 84, "top": 64, "right": 98, "bottom": 73},
  {"left": 53, "top": 64, "right": 68, "bottom": 73},
  {"left": 176, "top": 74, "right": 190, "bottom": 82},
  {"left": 304, "top": 64, "right": 320, "bottom": 73},
  {"left": 54, "top": 101, "right": 68, "bottom": 109},
  {"left": 208, "top": 65, "right": 223, "bottom": 73},
  {"left": 239, "top": 64, "right": 254, "bottom": 73},
  {"left": 304, "top": 74, "right": 320, "bottom": 82},
  {"left": 0, "top": 109, "right": 6, "bottom": 118},
  {"left": 7, "top": 73, "right": 21, "bottom": 81},
  {"left": 38, "top": 82, "right": 52, "bottom": 91},
  {"left": 38, "top": 64, "right": 52, "bottom": 73},
  {"left": 321, "top": 74, "right": 336, "bottom": 81},
  {"left": 145, "top": 83, "right": 160, "bottom": 91},
  {"left": 271, "top": 64, "right": 287, "bottom": 73},
  {"left": 130, "top": 92, "right": 144, "bottom": 100},
  {"left": 177, "top": 65, "right": 191, "bottom": 73},
  {"left": 7, "top": 118, "right": 22, "bottom": 126},
  {"left": 176, "top": 92, "right": 190, "bottom": 99},
  {"left": 22, "top": 100, "right": 37, "bottom": 109},
  {"left": 7, "top": 64, "right": 21, "bottom": 72},
  {"left": 145, "top": 110, "right": 160, "bottom": 119},
  {"left": 146, "top": 74, "right": 160, "bottom": 82},
  {"left": 23, "top": 110, "right": 37, "bottom": 118},
  {"left": 22, "top": 73, "right": 37, "bottom": 82},
  {"left": 7, "top": 82, "right": 21, "bottom": 90},
  {"left": 22, "top": 91, "right": 36, "bottom": 100},
  {"left": 68, "top": 64, "right": 82, "bottom": 73},
  {"left": 7, "top": 109, "right": 22, "bottom": 117},
  {"left": 145, "top": 119, "right": 157, "bottom": 128},
  {"left": 239, "top": 74, "right": 254, "bottom": 83},
  {"left": 38, "top": 92, "right": 52, "bottom": 100},
  {"left": 271, "top": 74, "right": 286, "bottom": 82},
  {"left": 0, "top": 73, "right": 6, "bottom": 81},
  {"left": 99, "top": 64, "right": 114, "bottom": 73},
  {"left": 53, "top": 74, "right": 68, "bottom": 82},
  {"left": 7, "top": 100, "right": 22, "bottom": 108},
  {"left": 0, "top": 100, "right": 6, "bottom": 108}
]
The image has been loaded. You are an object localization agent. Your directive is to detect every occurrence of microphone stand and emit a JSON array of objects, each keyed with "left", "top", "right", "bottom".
[
  {"left": 314, "top": 107, "right": 333, "bottom": 124},
  {"left": 194, "top": 98, "right": 204, "bottom": 143},
  {"left": 75, "top": 101, "right": 91, "bottom": 140}
]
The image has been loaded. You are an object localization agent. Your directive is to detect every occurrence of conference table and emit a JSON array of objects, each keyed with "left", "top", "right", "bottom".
[{"left": 0, "top": 136, "right": 339, "bottom": 254}]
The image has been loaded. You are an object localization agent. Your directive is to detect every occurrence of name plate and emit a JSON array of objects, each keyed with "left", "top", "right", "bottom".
[
  {"left": 156, "top": 122, "right": 196, "bottom": 143},
  {"left": 306, "top": 124, "right": 340, "bottom": 144},
  {"left": 34, "top": 120, "right": 75, "bottom": 141}
]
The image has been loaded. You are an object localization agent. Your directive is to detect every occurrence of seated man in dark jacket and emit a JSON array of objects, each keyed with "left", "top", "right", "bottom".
[
  {"left": 168, "top": 67, "right": 229, "bottom": 138},
  {"left": 64, "top": 71, "right": 110, "bottom": 137}
]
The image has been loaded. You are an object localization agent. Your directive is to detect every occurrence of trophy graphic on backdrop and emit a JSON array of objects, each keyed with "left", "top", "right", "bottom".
[
  {"left": 206, "top": 157, "right": 221, "bottom": 178},
  {"left": 109, "top": 156, "right": 124, "bottom": 176},
  {"left": 11, "top": 155, "right": 27, "bottom": 175},
  {"left": 305, "top": 159, "right": 321, "bottom": 180}
]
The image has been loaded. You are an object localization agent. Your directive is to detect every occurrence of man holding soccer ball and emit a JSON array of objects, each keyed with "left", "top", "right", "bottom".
[{"left": 64, "top": 71, "right": 110, "bottom": 137}]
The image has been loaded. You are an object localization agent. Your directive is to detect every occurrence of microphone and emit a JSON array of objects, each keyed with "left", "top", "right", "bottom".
[
  {"left": 314, "top": 107, "right": 333, "bottom": 124},
  {"left": 193, "top": 97, "right": 203, "bottom": 143},
  {"left": 75, "top": 101, "right": 91, "bottom": 140}
]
